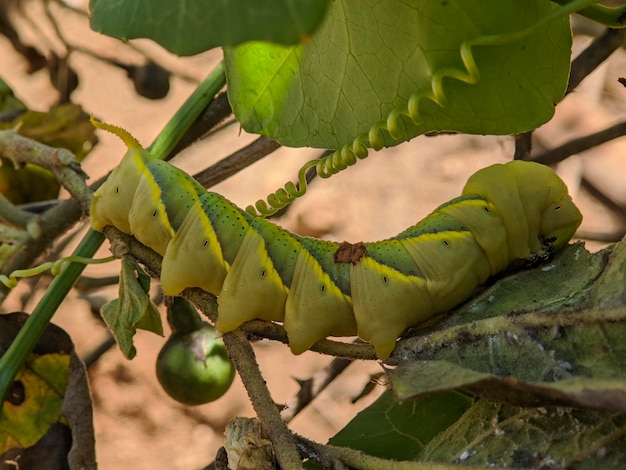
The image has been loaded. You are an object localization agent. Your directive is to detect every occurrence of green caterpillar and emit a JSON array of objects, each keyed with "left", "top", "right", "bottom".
[{"left": 90, "top": 123, "right": 582, "bottom": 359}]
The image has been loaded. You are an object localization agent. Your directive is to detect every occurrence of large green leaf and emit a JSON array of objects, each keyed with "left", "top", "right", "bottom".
[
  {"left": 89, "top": 0, "right": 330, "bottom": 55},
  {"left": 225, "top": 0, "right": 572, "bottom": 149},
  {"left": 330, "top": 390, "right": 626, "bottom": 467},
  {"left": 330, "top": 391, "right": 474, "bottom": 461},
  {"left": 386, "top": 242, "right": 626, "bottom": 410}
]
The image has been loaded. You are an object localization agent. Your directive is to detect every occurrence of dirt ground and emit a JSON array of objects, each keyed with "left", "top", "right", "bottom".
[{"left": 2, "top": 4, "right": 626, "bottom": 469}]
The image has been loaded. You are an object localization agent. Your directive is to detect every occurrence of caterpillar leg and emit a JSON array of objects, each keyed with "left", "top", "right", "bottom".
[
  {"left": 350, "top": 257, "right": 432, "bottom": 360},
  {"left": 283, "top": 249, "right": 355, "bottom": 355},
  {"left": 161, "top": 199, "right": 228, "bottom": 296},
  {"left": 216, "top": 230, "right": 288, "bottom": 332}
]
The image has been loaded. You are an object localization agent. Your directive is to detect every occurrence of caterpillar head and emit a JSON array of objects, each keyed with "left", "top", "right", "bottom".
[
  {"left": 539, "top": 186, "right": 582, "bottom": 251},
  {"left": 505, "top": 160, "right": 582, "bottom": 252}
]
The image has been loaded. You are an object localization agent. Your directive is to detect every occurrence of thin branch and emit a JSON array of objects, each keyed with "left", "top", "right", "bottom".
[
  {"left": 194, "top": 136, "right": 281, "bottom": 189},
  {"left": 222, "top": 329, "right": 304, "bottom": 469},
  {"left": 47, "top": 0, "right": 201, "bottom": 84},
  {"left": 575, "top": 229, "right": 625, "bottom": 243},
  {"left": 580, "top": 176, "right": 626, "bottom": 224},
  {"left": 169, "top": 92, "right": 233, "bottom": 159},
  {"left": 228, "top": 318, "right": 377, "bottom": 360},
  {"left": 73, "top": 275, "right": 121, "bottom": 292},
  {"left": 0, "top": 198, "right": 82, "bottom": 302},
  {"left": 82, "top": 335, "right": 116, "bottom": 368},
  {"left": 102, "top": 224, "right": 379, "bottom": 360},
  {"left": 0, "top": 129, "right": 91, "bottom": 214},
  {"left": 533, "top": 121, "right": 626, "bottom": 165},
  {"left": 567, "top": 28, "right": 626, "bottom": 95},
  {"left": 16, "top": 199, "right": 59, "bottom": 214},
  {"left": 42, "top": 0, "right": 71, "bottom": 55},
  {"left": 281, "top": 356, "right": 353, "bottom": 423},
  {"left": 513, "top": 132, "right": 533, "bottom": 160},
  {"left": 0, "top": 192, "right": 36, "bottom": 228}
]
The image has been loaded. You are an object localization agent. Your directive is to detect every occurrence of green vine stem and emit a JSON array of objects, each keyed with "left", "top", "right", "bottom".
[
  {"left": 0, "top": 61, "right": 226, "bottom": 403},
  {"left": 297, "top": 435, "right": 497, "bottom": 470},
  {"left": 553, "top": 0, "right": 626, "bottom": 28},
  {"left": 0, "top": 230, "right": 106, "bottom": 402},
  {"left": 150, "top": 62, "right": 226, "bottom": 161}
]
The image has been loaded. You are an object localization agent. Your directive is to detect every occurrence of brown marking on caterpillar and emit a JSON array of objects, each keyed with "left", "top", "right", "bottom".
[{"left": 334, "top": 241, "right": 367, "bottom": 265}]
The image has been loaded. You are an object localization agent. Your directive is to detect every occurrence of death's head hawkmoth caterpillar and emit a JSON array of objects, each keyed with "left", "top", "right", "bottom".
[{"left": 90, "top": 122, "right": 582, "bottom": 359}]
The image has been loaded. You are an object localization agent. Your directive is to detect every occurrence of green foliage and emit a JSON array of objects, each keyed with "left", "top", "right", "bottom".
[
  {"left": 101, "top": 255, "right": 163, "bottom": 359},
  {"left": 89, "top": 0, "right": 330, "bottom": 55},
  {"left": 329, "top": 391, "right": 474, "bottom": 461},
  {"left": 387, "top": 243, "right": 610, "bottom": 404},
  {"left": 334, "top": 389, "right": 626, "bottom": 467},
  {"left": 225, "top": 0, "right": 571, "bottom": 149}
]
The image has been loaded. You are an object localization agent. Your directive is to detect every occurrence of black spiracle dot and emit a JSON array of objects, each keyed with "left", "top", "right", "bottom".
[
  {"left": 202, "top": 239, "right": 209, "bottom": 248},
  {"left": 483, "top": 206, "right": 490, "bottom": 213},
  {"left": 152, "top": 209, "right": 158, "bottom": 217},
  {"left": 260, "top": 268, "right": 267, "bottom": 278},
  {"left": 320, "top": 284, "right": 326, "bottom": 293},
  {"left": 555, "top": 205, "right": 561, "bottom": 211},
  {"left": 114, "top": 186, "right": 120, "bottom": 194},
  {"left": 442, "top": 240, "right": 450, "bottom": 247},
  {"left": 382, "top": 275, "right": 389, "bottom": 285}
]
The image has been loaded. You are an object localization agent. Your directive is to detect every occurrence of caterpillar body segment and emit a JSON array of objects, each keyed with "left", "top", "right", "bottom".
[
  {"left": 283, "top": 247, "right": 356, "bottom": 354},
  {"left": 91, "top": 139, "right": 582, "bottom": 359},
  {"left": 90, "top": 149, "right": 150, "bottom": 234}
]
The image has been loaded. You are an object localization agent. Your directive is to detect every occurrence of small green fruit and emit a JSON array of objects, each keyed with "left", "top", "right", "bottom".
[{"left": 156, "top": 324, "right": 235, "bottom": 405}]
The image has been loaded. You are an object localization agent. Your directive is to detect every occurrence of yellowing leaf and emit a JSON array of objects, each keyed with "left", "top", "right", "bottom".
[{"left": 0, "top": 353, "right": 70, "bottom": 452}]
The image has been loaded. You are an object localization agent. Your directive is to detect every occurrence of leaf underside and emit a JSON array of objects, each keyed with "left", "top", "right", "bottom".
[
  {"left": 225, "top": 0, "right": 571, "bottom": 149},
  {"left": 89, "top": 0, "right": 330, "bottom": 55}
]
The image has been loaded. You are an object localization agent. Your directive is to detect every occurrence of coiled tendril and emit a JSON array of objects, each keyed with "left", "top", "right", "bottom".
[{"left": 246, "top": 0, "right": 599, "bottom": 218}]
